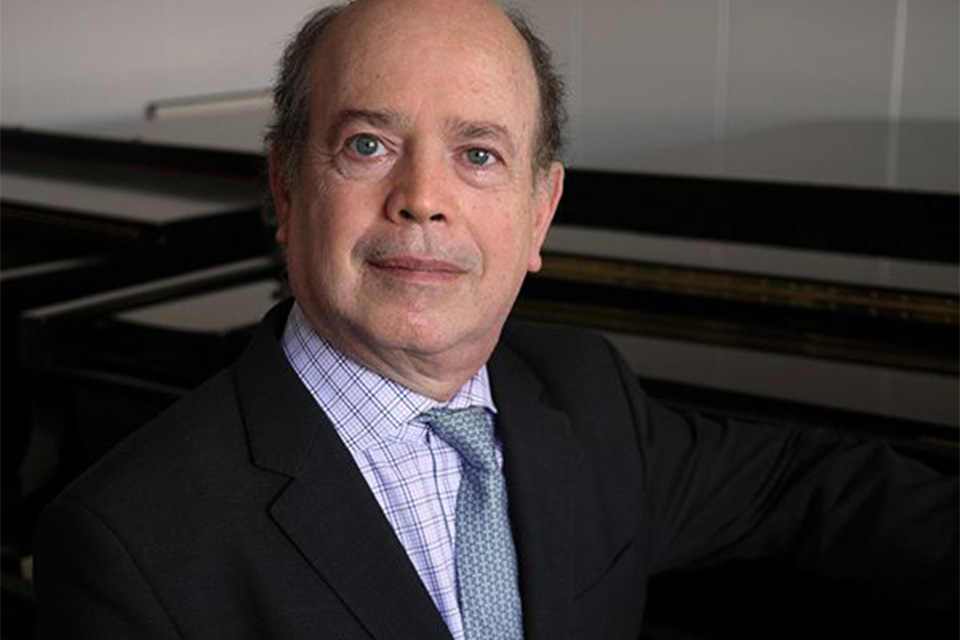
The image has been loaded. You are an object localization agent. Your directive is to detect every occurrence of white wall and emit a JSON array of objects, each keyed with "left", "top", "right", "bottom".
[
  {"left": 512, "top": 0, "right": 959, "bottom": 189},
  {"left": 2, "top": 0, "right": 958, "bottom": 189},
  {"left": 0, "top": 0, "right": 332, "bottom": 126}
]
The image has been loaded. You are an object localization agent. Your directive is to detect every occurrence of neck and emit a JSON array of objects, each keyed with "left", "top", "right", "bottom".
[
  {"left": 296, "top": 315, "right": 494, "bottom": 403},
  {"left": 339, "top": 338, "right": 491, "bottom": 402}
]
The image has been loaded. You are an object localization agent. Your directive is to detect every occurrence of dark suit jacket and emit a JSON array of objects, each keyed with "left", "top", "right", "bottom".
[{"left": 35, "top": 301, "right": 958, "bottom": 639}]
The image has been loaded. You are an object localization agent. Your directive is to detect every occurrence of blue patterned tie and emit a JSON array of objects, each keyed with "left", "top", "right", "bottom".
[{"left": 421, "top": 407, "right": 524, "bottom": 640}]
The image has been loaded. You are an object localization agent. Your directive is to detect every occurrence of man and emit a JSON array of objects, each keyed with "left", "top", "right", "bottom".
[{"left": 35, "top": 0, "right": 957, "bottom": 638}]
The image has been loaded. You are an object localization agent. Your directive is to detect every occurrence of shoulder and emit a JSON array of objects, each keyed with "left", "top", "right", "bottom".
[
  {"left": 494, "top": 319, "right": 642, "bottom": 423},
  {"left": 56, "top": 367, "right": 251, "bottom": 517},
  {"left": 55, "top": 301, "right": 296, "bottom": 520},
  {"left": 499, "top": 319, "right": 619, "bottom": 368},
  {"left": 498, "top": 319, "right": 629, "bottom": 386}
]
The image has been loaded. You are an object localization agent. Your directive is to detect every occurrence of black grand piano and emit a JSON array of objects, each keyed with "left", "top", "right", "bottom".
[
  {"left": 2, "top": 127, "right": 271, "bottom": 497},
  {"left": 0, "top": 127, "right": 270, "bottom": 636},
  {"left": 2, "top": 109, "right": 956, "bottom": 638}
]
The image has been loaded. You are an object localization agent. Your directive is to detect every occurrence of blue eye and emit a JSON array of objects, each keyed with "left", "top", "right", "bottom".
[
  {"left": 350, "top": 134, "right": 383, "bottom": 157},
  {"left": 464, "top": 148, "right": 495, "bottom": 166}
]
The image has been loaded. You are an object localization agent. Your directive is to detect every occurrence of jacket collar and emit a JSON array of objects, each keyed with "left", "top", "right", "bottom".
[{"left": 489, "top": 337, "right": 576, "bottom": 640}]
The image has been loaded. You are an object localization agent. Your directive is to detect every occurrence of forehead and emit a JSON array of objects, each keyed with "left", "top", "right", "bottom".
[{"left": 308, "top": 0, "right": 539, "bottom": 145}]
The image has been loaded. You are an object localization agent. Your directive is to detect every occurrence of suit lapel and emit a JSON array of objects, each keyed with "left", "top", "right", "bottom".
[
  {"left": 267, "top": 440, "right": 453, "bottom": 640},
  {"left": 489, "top": 342, "right": 575, "bottom": 640},
  {"left": 234, "top": 303, "right": 452, "bottom": 640}
]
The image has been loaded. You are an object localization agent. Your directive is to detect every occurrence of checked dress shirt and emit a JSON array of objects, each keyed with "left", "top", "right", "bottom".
[{"left": 282, "top": 302, "right": 505, "bottom": 640}]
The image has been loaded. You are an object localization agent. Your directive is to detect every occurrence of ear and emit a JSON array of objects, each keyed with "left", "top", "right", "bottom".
[
  {"left": 527, "top": 161, "right": 564, "bottom": 273},
  {"left": 268, "top": 146, "right": 294, "bottom": 246}
]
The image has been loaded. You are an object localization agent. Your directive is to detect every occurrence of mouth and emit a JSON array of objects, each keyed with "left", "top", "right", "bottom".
[{"left": 367, "top": 255, "right": 468, "bottom": 284}]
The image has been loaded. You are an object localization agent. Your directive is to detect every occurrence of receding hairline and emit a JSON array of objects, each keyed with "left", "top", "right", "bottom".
[
  {"left": 306, "top": 0, "right": 539, "bottom": 100},
  {"left": 327, "top": 0, "right": 527, "bottom": 45}
]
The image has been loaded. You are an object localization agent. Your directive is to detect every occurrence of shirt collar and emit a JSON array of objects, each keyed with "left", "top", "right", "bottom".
[{"left": 281, "top": 301, "right": 497, "bottom": 451}]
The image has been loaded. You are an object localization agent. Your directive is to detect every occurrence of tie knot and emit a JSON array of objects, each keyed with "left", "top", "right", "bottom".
[{"left": 421, "top": 407, "right": 497, "bottom": 473}]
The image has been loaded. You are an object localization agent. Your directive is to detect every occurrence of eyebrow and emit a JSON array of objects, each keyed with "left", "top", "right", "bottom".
[
  {"left": 325, "top": 108, "right": 409, "bottom": 146},
  {"left": 446, "top": 118, "right": 517, "bottom": 156},
  {"left": 325, "top": 109, "right": 518, "bottom": 156}
]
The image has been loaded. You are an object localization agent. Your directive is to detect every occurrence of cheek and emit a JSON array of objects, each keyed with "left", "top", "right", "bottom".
[
  {"left": 302, "top": 185, "right": 372, "bottom": 254},
  {"left": 478, "top": 205, "right": 537, "bottom": 274}
]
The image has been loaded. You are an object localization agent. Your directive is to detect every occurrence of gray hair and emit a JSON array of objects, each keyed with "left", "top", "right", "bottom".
[{"left": 264, "top": 2, "right": 566, "bottom": 206}]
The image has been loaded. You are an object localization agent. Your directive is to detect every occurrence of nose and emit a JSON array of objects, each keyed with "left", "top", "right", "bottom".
[{"left": 385, "top": 149, "right": 452, "bottom": 225}]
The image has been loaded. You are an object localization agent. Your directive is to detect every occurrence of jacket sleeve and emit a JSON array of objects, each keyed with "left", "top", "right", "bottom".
[
  {"left": 606, "top": 340, "right": 959, "bottom": 610},
  {"left": 34, "top": 495, "right": 183, "bottom": 639}
]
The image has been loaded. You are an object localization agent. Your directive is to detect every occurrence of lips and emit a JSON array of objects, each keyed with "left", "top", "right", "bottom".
[
  {"left": 367, "top": 254, "right": 469, "bottom": 283},
  {"left": 369, "top": 255, "right": 467, "bottom": 273}
]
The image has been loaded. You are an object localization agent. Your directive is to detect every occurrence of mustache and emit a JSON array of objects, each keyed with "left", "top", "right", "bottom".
[{"left": 355, "top": 235, "right": 481, "bottom": 272}]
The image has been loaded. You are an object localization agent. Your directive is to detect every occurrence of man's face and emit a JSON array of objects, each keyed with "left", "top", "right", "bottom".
[{"left": 272, "top": 0, "right": 563, "bottom": 391}]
